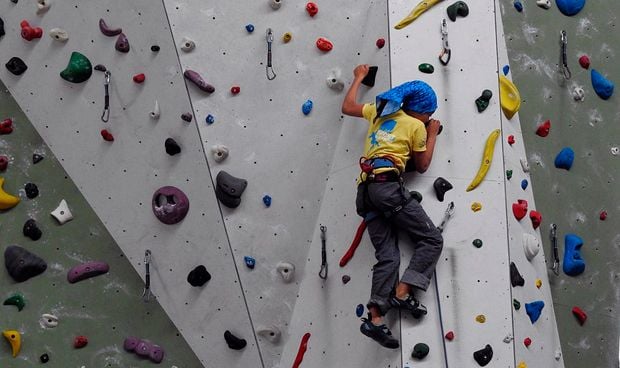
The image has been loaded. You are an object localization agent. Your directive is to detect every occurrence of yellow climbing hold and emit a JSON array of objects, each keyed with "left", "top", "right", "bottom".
[
  {"left": 535, "top": 278, "right": 542, "bottom": 288},
  {"left": 0, "top": 177, "right": 20, "bottom": 210},
  {"left": 475, "top": 314, "right": 486, "bottom": 323},
  {"left": 3, "top": 330, "right": 21, "bottom": 357},
  {"left": 471, "top": 202, "right": 482, "bottom": 212},
  {"left": 499, "top": 75, "right": 521, "bottom": 119},
  {"left": 394, "top": 0, "right": 444, "bottom": 29},
  {"left": 466, "top": 129, "right": 501, "bottom": 192},
  {"left": 517, "top": 362, "right": 527, "bottom": 368},
  {"left": 282, "top": 32, "right": 292, "bottom": 43}
]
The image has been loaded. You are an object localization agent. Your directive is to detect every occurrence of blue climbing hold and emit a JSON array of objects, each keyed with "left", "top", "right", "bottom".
[
  {"left": 502, "top": 65, "right": 510, "bottom": 76},
  {"left": 302, "top": 99, "right": 313, "bottom": 115},
  {"left": 591, "top": 69, "right": 614, "bottom": 100},
  {"left": 525, "top": 300, "right": 544, "bottom": 323},
  {"left": 520, "top": 179, "right": 528, "bottom": 190},
  {"left": 244, "top": 256, "right": 256, "bottom": 269},
  {"left": 206, "top": 114, "right": 215, "bottom": 125},
  {"left": 262, "top": 195, "right": 272, "bottom": 207},
  {"left": 356, "top": 304, "right": 364, "bottom": 317},
  {"left": 554, "top": 147, "right": 574, "bottom": 170},
  {"left": 245, "top": 24, "right": 255, "bottom": 33},
  {"left": 514, "top": 0, "right": 523, "bottom": 12},
  {"left": 555, "top": 0, "right": 586, "bottom": 16},
  {"left": 563, "top": 234, "right": 585, "bottom": 276}
]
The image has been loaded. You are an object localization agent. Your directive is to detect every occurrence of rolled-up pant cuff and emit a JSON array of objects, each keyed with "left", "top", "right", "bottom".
[
  {"left": 401, "top": 269, "right": 430, "bottom": 292},
  {"left": 367, "top": 298, "right": 391, "bottom": 316}
]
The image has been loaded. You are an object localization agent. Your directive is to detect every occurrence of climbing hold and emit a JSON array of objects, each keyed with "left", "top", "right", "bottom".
[
  {"left": 99, "top": 18, "right": 122, "bottom": 37},
  {"left": 513, "top": 1, "right": 523, "bottom": 12},
  {"left": 410, "top": 190, "right": 423, "bottom": 203},
  {"left": 51, "top": 199, "right": 73, "bottom": 224},
  {"left": 473, "top": 344, "right": 493, "bottom": 366},
  {"left": 503, "top": 334, "right": 514, "bottom": 343},
  {"left": 20, "top": 20, "right": 43, "bottom": 41},
  {"left": 466, "top": 129, "right": 500, "bottom": 192},
  {"left": 24, "top": 182, "right": 39, "bottom": 199},
  {"left": 6, "top": 57, "right": 28, "bottom": 75},
  {"left": 355, "top": 304, "right": 364, "bottom": 317},
  {"left": 187, "top": 265, "right": 211, "bottom": 287},
  {"left": 578, "top": 55, "right": 590, "bottom": 69},
  {"left": 563, "top": 234, "right": 585, "bottom": 275},
  {"left": 572, "top": 306, "right": 587, "bottom": 325},
  {"left": 262, "top": 194, "right": 272, "bottom": 207},
  {"left": 40, "top": 353, "right": 49, "bottom": 363},
  {"left": 475, "top": 89, "right": 493, "bottom": 113},
  {"left": 394, "top": 0, "right": 443, "bottom": 29},
  {"left": 0, "top": 18, "right": 4, "bottom": 37},
  {"left": 471, "top": 202, "right": 482, "bottom": 212},
  {"left": 520, "top": 158, "right": 530, "bottom": 173},
  {"left": 94, "top": 64, "right": 106, "bottom": 72},
  {"left": 205, "top": 114, "right": 215, "bottom": 125},
  {"left": 506, "top": 170, "right": 513, "bottom": 179},
  {"left": 257, "top": 326, "right": 281, "bottom": 343},
  {"left": 302, "top": 99, "right": 313, "bottom": 115},
  {"left": 183, "top": 69, "right": 215, "bottom": 93},
  {"left": 599, "top": 211, "right": 607, "bottom": 220},
  {"left": 525, "top": 300, "right": 544, "bottom": 323},
  {"left": 306, "top": 2, "right": 318, "bottom": 17},
  {"left": 211, "top": 145, "right": 229, "bottom": 163},
  {"left": 0, "top": 156, "right": 8, "bottom": 171},
  {"left": 292, "top": 333, "right": 311, "bottom": 368},
  {"left": 135, "top": 340, "right": 152, "bottom": 357},
  {"left": 523, "top": 337, "right": 532, "bottom": 347},
  {"left": 611, "top": 147, "right": 619, "bottom": 156},
  {"left": 499, "top": 75, "right": 521, "bottom": 119},
  {"left": 282, "top": 32, "right": 292, "bottom": 43},
  {"left": 3, "top": 294, "right": 25, "bottom": 311},
  {"left": 326, "top": 71, "right": 345, "bottom": 91},
  {"left": 554, "top": 147, "right": 574, "bottom": 170},
  {"left": 180, "top": 37, "right": 196, "bottom": 52},
  {"left": 445, "top": 331, "right": 454, "bottom": 340},
  {"left": 376, "top": 38, "right": 385, "bottom": 49},
  {"left": 115, "top": 33, "right": 130, "bottom": 53},
  {"left": 67, "top": 261, "right": 110, "bottom": 283},
  {"left": 535, "top": 278, "right": 542, "bottom": 288},
  {"left": 535, "top": 120, "right": 551, "bottom": 137},
  {"left": 3, "top": 330, "right": 21, "bottom": 357},
  {"left": 230, "top": 85, "right": 241, "bottom": 95},
  {"left": 0, "top": 177, "right": 20, "bottom": 210},
  {"left": 475, "top": 314, "right": 486, "bottom": 323},
  {"left": 502, "top": 65, "right": 510, "bottom": 76},
  {"left": 244, "top": 256, "right": 256, "bottom": 269},
  {"left": 513, "top": 298, "right": 521, "bottom": 310},
  {"left": 446, "top": 1, "right": 469, "bottom": 22},
  {"left": 591, "top": 69, "right": 614, "bottom": 100},
  {"left": 133, "top": 73, "right": 146, "bottom": 83},
  {"left": 433, "top": 177, "right": 453, "bottom": 202},
  {"left": 39, "top": 314, "right": 58, "bottom": 328},
  {"left": 215, "top": 171, "right": 247, "bottom": 208},
  {"left": 555, "top": 0, "right": 586, "bottom": 16},
  {"left": 181, "top": 112, "right": 193, "bottom": 122},
  {"left": 522, "top": 233, "right": 540, "bottom": 261},
  {"left": 124, "top": 337, "right": 138, "bottom": 352},
  {"left": 100, "top": 129, "right": 114, "bottom": 142},
  {"left": 165, "top": 138, "right": 181, "bottom": 156},
  {"left": 536, "top": 0, "right": 551, "bottom": 9},
  {"left": 517, "top": 362, "right": 527, "bottom": 368},
  {"left": 276, "top": 262, "right": 295, "bottom": 282},
  {"left": 316, "top": 37, "right": 333, "bottom": 52},
  {"left": 245, "top": 24, "right": 254, "bottom": 33},
  {"left": 572, "top": 87, "right": 585, "bottom": 101},
  {"left": 148, "top": 344, "right": 165, "bottom": 363},
  {"left": 0, "top": 118, "right": 12, "bottom": 134},
  {"left": 520, "top": 179, "right": 528, "bottom": 190},
  {"left": 418, "top": 63, "right": 434, "bottom": 74},
  {"left": 60, "top": 52, "right": 92, "bottom": 83},
  {"left": 472, "top": 239, "right": 483, "bottom": 248},
  {"left": 270, "top": 0, "right": 282, "bottom": 10},
  {"left": 510, "top": 262, "right": 525, "bottom": 287},
  {"left": 149, "top": 101, "right": 160, "bottom": 120},
  {"left": 507, "top": 135, "right": 515, "bottom": 145},
  {"left": 151, "top": 45, "right": 160, "bottom": 52},
  {"left": 529, "top": 210, "right": 542, "bottom": 229},
  {"left": 33, "top": 153, "right": 45, "bottom": 164},
  {"left": 152, "top": 186, "right": 190, "bottom": 225},
  {"left": 361, "top": 65, "right": 378, "bottom": 87},
  {"left": 411, "top": 343, "right": 429, "bottom": 359},
  {"left": 224, "top": 330, "right": 247, "bottom": 350},
  {"left": 73, "top": 335, "right": 88, "bottom": 348},
  {"left": 512, "top": 199, "right": 528, "bottom": 220},
  {"left": 49, "top": 28, "right": 69, "bottom": 42},
  {"left": 23, "top": 218, "right": 42, "bottom": 240},
  {"left": 342, "top": 275, "right": 351, "bottom": 284}
]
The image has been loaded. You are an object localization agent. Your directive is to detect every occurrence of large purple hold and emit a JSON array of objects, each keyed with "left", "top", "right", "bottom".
[
  {"left": 152, "top": 186, "right": 190, "bottom": 225},
  {"left": 115, "top": 33, "right": 130, "bottom": 53},
  {"left": 67, "top": 261, "right": 110, "bottom": 283},
  {"left": 123, "top": 336, "right": 140, "bottom": 352},
  {"left": 135, "top": 340, "right": 152, "bottom": 357},
  {"left": 124, "top": 337, "right": 165, "bottom": 364},
  {"left": 149, "top": 344, "right": 165, "bottom": 363},
  {"left": 99, "top": 18, "right": 122, "bottom": 37},
  {"left": 183, "top": 70, "right": 215, "bottom": 93}
]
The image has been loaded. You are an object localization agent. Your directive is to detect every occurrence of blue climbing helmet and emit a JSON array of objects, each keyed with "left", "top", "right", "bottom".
[{"left": 375, "top": 80, "right": 438, "bottom": 117}]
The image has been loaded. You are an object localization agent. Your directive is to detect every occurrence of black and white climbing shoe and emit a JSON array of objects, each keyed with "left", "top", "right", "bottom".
[
  {"left": 359, "top": 318, "right": 399, "bottom": 349},
  {"left": 390, "top": 295, "right": 428, "bottom": 319}
]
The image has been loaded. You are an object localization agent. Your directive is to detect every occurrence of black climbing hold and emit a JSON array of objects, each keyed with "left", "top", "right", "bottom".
[
  {"left": 32, "top": 154, "right": 44, "bottom": 164},
  {"left": 342, "top": 275, "right": 351, "bottom": 284},
  {"left": 187, "top": 265, "right": 211, "bottom": 287},
  {"left": 473, "top": 344, "right": 493, "bottom": 366},
  {"left": 409, "top": 191, "right": 423, "bottom": 203},
  {"left": 361, "top": 66, "right": 378, "bottom": 87},
  {"left": 10, "top": 0, "right": 18, "bottom": 3},
  {"left": 40, "top": 353, "right": 49, "bottom": 363},
  {"left": 215, "top": 171, "right": 248, "bottom": 209},
  {"left": 181, "top": 112, "right": 193, "bottom": 122},
  {"left": 4, "top": 245, "right": 47, "bottom": 282},
  {"left": 165, "top": 138, "right": 181, "bottom": 156},
  {"left": 475, "top": 89, "right": 493, "bottom": 113},
  {"left": 224, "top": 330, "right": 247, "bottom": 350},
  {"left": 447, "top": 1, "right": 469, "bottom": 22},
  {"left": 411, "top": 343, "right": 430, "bottom": 359},
  {"left": 0, "top": 18, "right": 5, "bottom": 37},
  {"left": 23, "top": 219, "right": 42, "bottom": 241},
  {"left": 151, "top": 45, "right": 160, "bottom": 52},
  {"left": 433, "top": 177, "right": 453, "bottom": 202},
  {"left": 513, "top": 298, "right": 521, "bottom": 310},
  {"left": 510, "top": 262, "right": 524, "bottom": 287},
  {"left": 93, "top": 64, "right": 107, "bottom": 72},
  {"left": 24, "top": 182, "right": 39, "bottom": 199},
  {"left": 472, "top": 239, "right": 483, "bottom": 248},
  {"left": 6, "top": 57, "right": 28, "bottom": 76}
]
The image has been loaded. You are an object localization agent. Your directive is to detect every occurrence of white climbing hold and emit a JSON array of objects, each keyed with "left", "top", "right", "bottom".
[
  {"left": 39, "top": 313, "right": 58, "bottom": 328},
  {"left": 326, "top": 70, "right": 344, "bottom": 91},
  {"left": 51, "top": 199, "right": 73, "bottom": 225},
  {"left": 276, "top": 261, "right": 295, "bottom": 283},
  {"left": 572, "top": 87, "right": 585, "bottom": 101},
  {"left": 520, "top": 158, "right": 530, "bottom": 173},
  {"left": 49, "top": 28, "right": 69, "bottom": 42},
  {"left": 256, "top": 325, "right": 282, "bottom": 343},
  {"left": 36, "top": 0, "right": 51, "bottom": 14},
  {"left": 180, "top": 37, "right": 196, "bottom": 52},
  {"left": 503, "top": 333, "right": 514, "bottom": 343},
  {"left": 536, "top": 0, "right": 551, "bottom": 9},
  {"left": 211, "top": 145, "right": 229, "bottom": 163},
  {"left": 523, "top": 233, "right": 540, "bottom": 261},
  {"left": 611, "top": 146, "right": 619, "bottom": 156},
  {"left": 270, "top": 0, "right": 282, "bottom": 9},
  {"left": 150, "top": 100, "right": 160, "bottom": 120},
  {"left": 554, "top": 349, "right": 562, "bottom": 360}
]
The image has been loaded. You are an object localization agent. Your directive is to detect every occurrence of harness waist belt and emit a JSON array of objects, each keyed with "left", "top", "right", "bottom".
[{"left": 369, "top": 158, "right": 395, "bottom": 169}]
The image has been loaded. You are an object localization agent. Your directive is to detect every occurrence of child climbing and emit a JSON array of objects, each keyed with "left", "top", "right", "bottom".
[{"left": 341, "top": 64, "right": 444, "bottom": 349}]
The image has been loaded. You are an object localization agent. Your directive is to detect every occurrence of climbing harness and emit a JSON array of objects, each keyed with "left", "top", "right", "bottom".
[
  {"left": 265, "top": 28, "right": 277, "bottom": 80},
  {"left": 318, "top": 225, "right": 328, "bottom": 279},
  {"left": 101, "top": 70, "right": 110, "bottom": 122},
  {"left": 436, "top": 201, "right": 455, "bottom": 232},
  {"left": 142, "top": 249, "right": 153, "bottom": 302},
  {"left": 559, "top": 30, "right": 571, "bottom": 80},
  {"left": 550, "top": 223, "right": 560, "bottom": 275},
  {"left": 439, "top": 19, "right": 451, "bottom": 66}
]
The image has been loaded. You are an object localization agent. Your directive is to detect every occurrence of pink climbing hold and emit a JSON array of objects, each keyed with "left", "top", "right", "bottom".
[
  {"left": 306, "top": 2, "right": 318, "bottom": 17},
  {"left": 0, "top": 155, "right": 8, "bottom": 171},
  {"left": 507, "top": 135, "right": 515, "bottom": 145},
  {"left": 230, "top": 85, "right": 241, "bottom": 95},
  {"left": 445, "top": 331, "right": 455, "bottom": 341},
  {"left": 572, "top": 306, "right": 587, "bottom": 325},
  {"left": 512, "top": 199, "right": 528, "bottom": 221},
  {"left": 524, "top": 337, "right": 532, "bottom": 347},
  {"left": 292, "top": 333, "right": 311, "bottom": 368},
  {"left": 100, "top": 129, "right": 114, "bottom": 142},
  {"left": 529, "top": 210, "right": 542, "bottom": 229},
  {"left": 536, "top": 120, "right": 551, "bottom": 137},
  {"left": 0, "top": 118, "right": 13, "bottom": 135},
  {"left": 376, "top": 38, "right": 386, "bottom": 49},
  {"left": 599, "top": 211, "right": 607, "bottom": 221},
  {"left": 133, "top": 73, "right": 145, "bottom": 84},
  {"left": 578, "top": 55, "right": 590, "bottom": 69},
  {"left": 316, "top": 37, "right": 333, "bottom": 52}
]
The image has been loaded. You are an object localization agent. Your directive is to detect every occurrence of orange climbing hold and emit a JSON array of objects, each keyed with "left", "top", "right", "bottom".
[
  {"left": 292, "top": 332, "right": 311, "bottom": 368},
  {"left": 340, "top": 220, "right": 367, "bottom": 267}
]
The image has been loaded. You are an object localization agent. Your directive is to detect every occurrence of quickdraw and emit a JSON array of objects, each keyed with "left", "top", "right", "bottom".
[
  {"left": 436, "top": 201, "right": 455, "bottom": 232},
  {"left": 318, "top": 225, "right": 328, "bottom": 279},
  {"left": 439, "top": 19, "right": 451, "bottom": 66},
  {"left": 142, "top": 249, "right": 154, "bottom": 302},
  {"left": 101, "top": 70, "right": 110, "bottom": 122},
  {"left": 550, "top": 223, "right": 560, "bottom": 275},
  {"left": 559, "top": 30, "right": 571, "bottom": 80},
  {"left": 266, "top": 28, "right": 277, "bottom": 80}
]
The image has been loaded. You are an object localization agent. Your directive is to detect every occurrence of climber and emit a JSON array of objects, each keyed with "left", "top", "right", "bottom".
[{"left": 341, "top": 64, "right": 444, "bottom": 349}]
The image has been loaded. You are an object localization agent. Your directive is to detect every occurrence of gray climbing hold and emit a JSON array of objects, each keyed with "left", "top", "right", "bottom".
[
  {"left": 67, "top": 261, "right": 110, "bottom": 283},
  {"left": 4, "top": 245, "right": 47, "bottom": 282},
  {"left": 215, "top": 171, "right": 247, "bottom": 208},
  {"left": 23, "top": 219, "right": 42, "bottom": 240},
  {"left": 39, "top": 313, "right": 58, "bottom": 328},
  {"left": 115, "top": 33, "right": 130, "bottom": 53},
  {"left": 180, "top": 37, "right": 196, "bottom": 52},
  {"left": 257, "top": 325, "right": 281, "bottom": 343},
  {"left": 276, "top": 261, "right": 295, "bottom": 282}
]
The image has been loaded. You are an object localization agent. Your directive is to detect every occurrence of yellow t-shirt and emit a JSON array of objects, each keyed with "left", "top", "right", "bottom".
[{"left": 361, "top": 103, "right": 427, "bottom": 174}]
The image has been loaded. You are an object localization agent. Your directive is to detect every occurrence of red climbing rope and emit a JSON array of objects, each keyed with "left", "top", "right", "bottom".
[
  {"left": 291, "top": 332, "right": 311, "bottom": 368},
  {"left": 339, "top": 220, "right": 366, "bottom": 267}
]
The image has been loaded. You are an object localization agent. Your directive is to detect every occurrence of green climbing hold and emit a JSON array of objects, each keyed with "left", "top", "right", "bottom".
[
  {"left": 418, "top": 63, "right": 434, "bottom": 74},
  {"left": 411, "top": 342, "right": 430, "bottom": 359},
  {"left": 3, "top": 293, "right": 25, "bottom": 311},
  {"left": 475, "top": 89, "right": 493, "bottom": 113},
  {"left": 60, "top": 51, "right": 92, "bottom": 83},
  {"left": 472, "top": 239, "right": 483, "bottom": 248},
  {"left": 506, "top": 170, "right": 513, "bottom": 180},
  {"left": 513, "top": 298, "right": 521, "bottom": 310}
]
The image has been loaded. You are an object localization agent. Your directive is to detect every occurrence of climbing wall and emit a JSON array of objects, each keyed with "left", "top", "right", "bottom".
[{"left": 500, "top": 1, "right": 620, "bottom": 367}]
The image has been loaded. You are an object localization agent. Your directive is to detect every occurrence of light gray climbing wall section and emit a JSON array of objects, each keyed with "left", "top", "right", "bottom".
[{"left": 0, "top": 1, "right": 259, "bottom": 367}]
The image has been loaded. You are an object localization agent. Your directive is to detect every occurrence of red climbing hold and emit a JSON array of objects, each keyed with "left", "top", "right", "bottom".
[
  {"left": 100, "top": 129, "right": 114, "bottom": 142},
  {"left": 306, "top": 2, "right": 318, "bottom": 17},
  {"left": 20, "top": 20, "right": 43, "bottom": 41},
  {"left": 512, "top": 200, "right": 528, "bottom": 221},
  {"left": 578, "top": 55, "right": 590, "bottom": 69},
  {"left": 133, "top": 73, "right": 145, "bottom": 84},
  {"left": 316, "top": 37, "right": 333, "bottom": 52},
  {"left": 0, "top": 155, "right": 8, "bottom": 171},
  {"left": 572, "top": 306, "right": 587, "bottom": 325},
  {"left": 536, "top": 120, "right": 551, "bottom": 137},
  {"left": 599, "top": 211, "right": 607, "bottom": 221},
  {"left": 340, "top": 220, "right": 367, "bottom": 267},
  {"left": 445, "top": 331, "right": 454, "bottom": 341},
  {"left": 230, "top": 86, "right": 241, "bottom": 95},
  {"left": 0, "top": 118, "right": 13, "bottom": 134},
  {"left": 376, "top": 38, "right": 386, "bottom": 49},
  {"left": 74, "top": 335, "right": 88, "bottom": 348},
  {"left": 507, "top": 135, "right": 515, "bottom": 145},
  {"left": 524, "top": 337, "right": 532, "bottom": 347},
  {"left": 292, "top": 333, "right": 311, "bottom": 368},
  {"left": 529, "top": 210, "right": 542, "bottom": 229}
]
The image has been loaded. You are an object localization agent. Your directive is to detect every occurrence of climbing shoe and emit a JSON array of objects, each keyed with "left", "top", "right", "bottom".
[
  {"left": 390, "top": 295, "right": 428, "bottom": 319},
  {"left": 359, "top": 318, "right": 399, "bottom": 349}
]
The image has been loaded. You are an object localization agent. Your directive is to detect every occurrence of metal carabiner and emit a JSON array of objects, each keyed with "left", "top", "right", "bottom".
[
  {"left": 266, "top": 28, "right": 277, "bottom": 80},
  {"left": 550, "top": 224, "right": 560, "bottom": 276},
  {"left": 437, "top": 201, "right": 455, "bottom": 233},
  {"left": 101, "top": 71, "right": 111, "bottom": 122},
  {"left": 318, "top": 225, "right": 328, "bottom": 279},
  {"left": 559, "top": 30, "right": 571, "bottom": 80},
  {"left": 439, "top": 19, "right": 451, "bottom": 66},
  {"left": 142, "top": 249, "right": 154, "bottom": 302}
]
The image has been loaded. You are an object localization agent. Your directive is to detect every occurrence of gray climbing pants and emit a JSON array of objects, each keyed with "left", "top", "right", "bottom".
[{"left": 356, "top": 181, "right": 443, "bottom": 315}]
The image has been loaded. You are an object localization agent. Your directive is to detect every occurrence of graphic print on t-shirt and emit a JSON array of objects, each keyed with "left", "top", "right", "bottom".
[{"left": 369, "top": 119, "right": 397, "bottom": 147}]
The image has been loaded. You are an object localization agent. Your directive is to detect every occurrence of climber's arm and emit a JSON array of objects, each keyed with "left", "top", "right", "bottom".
[
  {"left": 341, "top": 64, "right": 369, "bottom": 117},
  {"left": 412, "top": 119, "right": 441, "bottom": 174}
]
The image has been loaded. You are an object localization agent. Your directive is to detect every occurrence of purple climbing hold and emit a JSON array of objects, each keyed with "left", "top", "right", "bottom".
[
  {"left": 149, "top": 344, "right": 165, "bottom": 363},
  {"left": 99, "top": 18, "right": 122, "bottom": 37},
  {"left": 525, "top": 300, "right": 544, "bottom": 323},
  {"left": 152, "top": 186, "right": 190, "bottom": 225},
  {"left": 123, "top": 336, "right": 140, "bottom": 352},
  {"left": 4, "top": 245, "right": 47, "bottom": 282},
  {"left": 67, "top": 261, "right": 110, "bottom": 283},
  {"left": 183, "top": 69, "right": 215, "bottom": 93},
  {"left": 342, "top": 274, "right": 351, "bottom": 284},
  {"left": 6, "top": 57, "right": 28, "bottom": 75},
  {"left": 115, "top": 33, "right": 130, "bottom": 53},
  {"left": 135, "top": 340, "right": 152, "bottom": 357}
]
